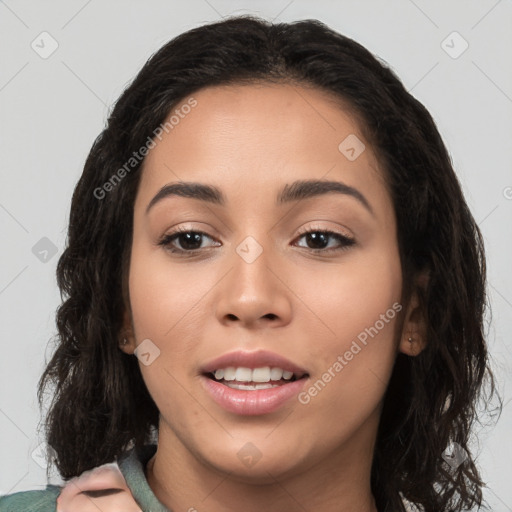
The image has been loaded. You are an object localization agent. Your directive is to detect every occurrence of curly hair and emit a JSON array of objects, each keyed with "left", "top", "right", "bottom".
[{"left": 37, "top": 15, "right": 500, "bottom": 512}]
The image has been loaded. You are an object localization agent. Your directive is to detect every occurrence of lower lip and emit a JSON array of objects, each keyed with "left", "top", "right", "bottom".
[{"left": 200, "top": 375, "right": 308, "bottom": 415}]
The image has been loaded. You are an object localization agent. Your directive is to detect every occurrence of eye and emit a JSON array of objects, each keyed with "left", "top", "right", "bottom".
[
  {"left": 158, "top": 227, "right": 220, "bottom": 254},
  {"left": 293, "top": 228, "right": 355, "bottom": 253}
]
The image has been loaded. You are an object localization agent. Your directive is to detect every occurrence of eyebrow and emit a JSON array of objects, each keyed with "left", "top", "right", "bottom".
[{"left": 145, "top": 179, "right": 374, "bottom": 215}]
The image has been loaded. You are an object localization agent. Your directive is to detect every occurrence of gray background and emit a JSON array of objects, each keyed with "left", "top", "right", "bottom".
[{"left": 0, "top": 0, "right": 511, "bottom": 509}]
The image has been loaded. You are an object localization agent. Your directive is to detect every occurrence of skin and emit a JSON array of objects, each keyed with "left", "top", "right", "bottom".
[{"left": 120, "top": 83, "right": 427, "bottom": 512}]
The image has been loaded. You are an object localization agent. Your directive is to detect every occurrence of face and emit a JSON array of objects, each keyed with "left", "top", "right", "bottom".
[{"left": 122, "top": 83, "right": 411, "bottom": 482}]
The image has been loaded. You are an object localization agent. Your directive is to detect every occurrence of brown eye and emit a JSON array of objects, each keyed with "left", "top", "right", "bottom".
[
  {"left": 158, "top": 229, "right": 219, "bottom": 253},
  {"left": 294, "top": 229, "right": 355, "bottom": 253}
]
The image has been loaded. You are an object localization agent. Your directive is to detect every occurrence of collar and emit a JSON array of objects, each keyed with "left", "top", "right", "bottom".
[{"left": 117, "top": 443, "right": 170, "bottom": 512}]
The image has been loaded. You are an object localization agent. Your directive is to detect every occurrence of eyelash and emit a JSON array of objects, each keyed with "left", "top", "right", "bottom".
[{"left": 157, "top": 225, "right": 356, "bottom": 256}]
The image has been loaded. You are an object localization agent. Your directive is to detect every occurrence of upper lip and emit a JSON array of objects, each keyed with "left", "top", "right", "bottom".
[{"left": 201, "top": 350, "right": 309, "bottom": 378}]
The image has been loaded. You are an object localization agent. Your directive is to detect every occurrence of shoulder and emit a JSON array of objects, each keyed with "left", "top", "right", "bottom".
[
  {"left": 0, "top": 445, "right": 157, "bottom": 512},
  {"left": 0, "top": 485, "right": 61, "bottom": 512}
]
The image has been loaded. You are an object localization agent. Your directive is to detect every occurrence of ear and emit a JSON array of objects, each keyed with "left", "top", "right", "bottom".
[
  {"left": 118, "top": 308, "right": 136, "bottom": 355},
  {"left": 399, "top": 272, "right": 429, "bottom": 357}
]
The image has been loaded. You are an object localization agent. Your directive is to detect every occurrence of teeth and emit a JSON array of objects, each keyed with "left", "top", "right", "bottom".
[
  {"left": 211, "top": 366, "right": 296, "bottom": 383},
  {"left": 224, "top": 367, "right": 236, "bottom": 381},
  {"left": 270, "top": 367, "right": 283, "bottom": 380},
  {"left": 252, "top": 367, "right": 271, "bottom": 382},
  {"left": 235, "top": 367, "right": 253, "bottom": 382},
  {"left": 225, "top": 382, "right": 279, "bottom": 390}
]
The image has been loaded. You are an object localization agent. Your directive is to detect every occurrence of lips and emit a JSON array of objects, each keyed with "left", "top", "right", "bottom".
[{"left": 199, "top": 350, "right": 310, "bottom": 415}]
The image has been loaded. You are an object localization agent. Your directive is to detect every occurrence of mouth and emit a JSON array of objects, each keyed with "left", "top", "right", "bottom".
[
  {"left": 199, "top": 350, "right": 310, "bottom": 415},
  {"left": 204, "top": 366, "right": 308, "bottom": 390}
]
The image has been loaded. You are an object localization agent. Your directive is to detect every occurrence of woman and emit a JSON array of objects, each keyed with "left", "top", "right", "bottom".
[{"left": 0, "top": 15, "right": 499, "bottom": 512}]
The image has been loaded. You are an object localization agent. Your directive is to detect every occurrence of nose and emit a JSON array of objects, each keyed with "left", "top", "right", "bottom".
[{"left": 214, "top": 236, "right": 293, "bottom": 329}]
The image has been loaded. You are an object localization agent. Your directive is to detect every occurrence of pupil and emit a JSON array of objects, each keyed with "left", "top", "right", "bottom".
[
  {"left": 307, "top": 232, "right": 328, "bottom": 249},
  {"left": 180, "top": 232, "right": 202, "bottom": 250}
]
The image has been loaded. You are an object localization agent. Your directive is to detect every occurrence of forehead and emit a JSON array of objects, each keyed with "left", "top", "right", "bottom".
[{"left": 137, "top": 83, "right": 391, "bottom": 217}]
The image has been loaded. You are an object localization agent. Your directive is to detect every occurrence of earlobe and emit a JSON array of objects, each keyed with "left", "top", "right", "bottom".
[
  {"left": 119, "top": 336, "right": 132, "bottom": 350},
  {"left": 118, "top": 310, "right": 136, "bottom": 354},
  {"left": 399, "top": 333, "right": 426, "bottom": 357},
  {"left": 399, "top": 272, "right": 429, "bottom": 357},
  {"left": 119, "top": 333, "right": 136, "bottom": 354}
]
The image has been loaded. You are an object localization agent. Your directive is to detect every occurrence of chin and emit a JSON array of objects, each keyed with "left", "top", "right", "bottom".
[{"left": 194, "top": 436, "right": 311, "bottom": 483}]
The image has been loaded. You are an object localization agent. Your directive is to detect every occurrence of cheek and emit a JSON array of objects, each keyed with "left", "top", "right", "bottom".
[
  {"left": 127, "top": 242, "right": 207, "bottom": 342},
  {"left": 295, "top": 247, "right": 402, "bottom": 428},
  {"left": 127, "top": 247, "right": 203, "bottom": 419},
  {"left": 298, "top": 246, "right": 402, "bottom": 361}
]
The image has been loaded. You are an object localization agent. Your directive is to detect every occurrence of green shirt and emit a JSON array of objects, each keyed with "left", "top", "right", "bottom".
[{"left": 0, "top": 444, "right": 169, "bottom": 512}]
